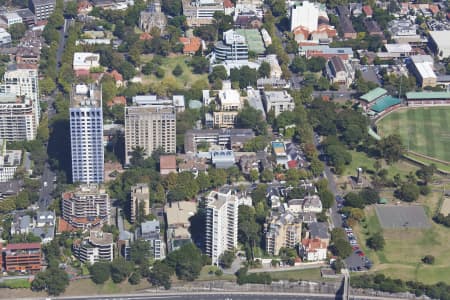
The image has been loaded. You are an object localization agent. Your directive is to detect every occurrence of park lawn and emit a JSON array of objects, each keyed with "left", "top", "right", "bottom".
[
  {"left": 405, "top": 152, "right": 450, "bottom": 174},
  {"left": 376, "top": 107, "right": 450, "bottom": 162},
  {"left": 354, "top": 200, "right": 450, "bottom": 284},
  {"left": 140, "top": 55, "right": 208, "bottom": 88},
  {"left": 196, "top": 266, "right": 236, "bottom": 281},
  {"left": 342, "top": 150, "right": 419, "bottom": 181},
  {"left": 268, "top": 268, "right": 324, "bottom": 282},
  {"left": 63, "top": 279, "right": 150, "bottom": 296}
]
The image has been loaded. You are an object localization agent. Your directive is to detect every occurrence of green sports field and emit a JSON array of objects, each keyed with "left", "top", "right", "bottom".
[{"left": 377, "top": 107, "right": 450, "bottom": 162}]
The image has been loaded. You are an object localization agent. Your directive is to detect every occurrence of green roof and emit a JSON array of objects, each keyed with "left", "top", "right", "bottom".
[
  {"left": 370, "top": 96, "right": 401, "bottom": 113},
  {"left": 378, "top": 198, "right": 388, "bottom": 204},
  {"left": 235, "top": 29, "right": 265, "bottom": 54},
  {"left": 405, "top": 91, "right": 450, "bottom": 100},
  {"left": 360, "top": 87, "right": 387, "bottom": 103}
]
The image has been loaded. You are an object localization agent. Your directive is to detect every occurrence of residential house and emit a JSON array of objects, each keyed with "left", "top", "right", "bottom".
[
  {"left": 327, "top": 56, "right": 354, "bottom": 87},
  {"left": 179, "top": 37, "right": 202, "bottom": 55},
  {"left": 300, "top": 238, "right": 327, "bottom": 261},
  {"left": 160, "top": 155, "right": 177, "bottom": 175}
]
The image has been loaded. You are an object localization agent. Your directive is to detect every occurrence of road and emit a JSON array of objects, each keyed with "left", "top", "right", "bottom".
[
  {"left": 50, "top": 292, "right": 338, "bottom": 300},
  {"left": 37, "top": 19, "right": 71, "bottom": 210},
  {"left": 247, "top": 262, "right": 326, "bottom": 273}
]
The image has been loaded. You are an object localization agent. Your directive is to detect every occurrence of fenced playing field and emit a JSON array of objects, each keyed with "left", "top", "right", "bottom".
[
  {"left": 376, "top": 107, "right": 450, "bottom": 162},
  {"left": 375, "top": 205, "right": 430, "bottom": 229}
]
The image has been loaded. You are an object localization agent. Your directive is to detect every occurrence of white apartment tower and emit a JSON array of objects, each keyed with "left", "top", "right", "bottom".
[
  {"left": 2, "top": 65, "right": 40, "bottom": 125},
  {"left": 0, "top": 93, "right": 36, "bottom": 141},
  {"left": 205, "top": 189, "right": 239, "bottom": 265},
  {"left": 124, "top": 103, "right": 176, "bottom": 165},
  {"left": 70, "top": 84, "right": 104, "bottom": 183}
]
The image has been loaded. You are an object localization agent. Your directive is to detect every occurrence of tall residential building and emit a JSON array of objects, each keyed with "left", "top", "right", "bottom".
[
  {"left": 0, "top": 93, "right": 36, "bottom": 141},
  {"left": 205, "top": 188, "right": 251, "bottom": 265},
  {"left": 130, "top": 183, "right": 150, "bottom": 223},
  {"left": 124, "top": 102, "right": 176, "bottom": 165},
  {"left": 29, "top": 0, "right": 55, "bottom": 20},
  {"left": 70, "top": 84, "right": 104, "bottom": 183},
  {"left": 2, "top": 65, "right": 40, "bottom": 124},
  {"left": 62, "top": 184, "right": 111, "bottom": 230},
  {"left": 265, "top": 212, "right": 302, "bottom": 256}
]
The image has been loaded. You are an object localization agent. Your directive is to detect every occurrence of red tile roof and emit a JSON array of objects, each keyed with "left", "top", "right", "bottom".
[
  {"left": 179, "top": 37, "right": 202, "bottom": 54},
  {"left": 160, "top": 155, "right": 177, "bottom": 170},
  {"left": 140, "top": 32, "right": 153, "bottom": 41},
  {"left": 6, "top": 243, "right": 41, "bottom": 250},
  {"left": 107, "top": 96, "right": 126, "bottom": 107},
  {"left": 363, "top": 5, "right": 373, "bottom": 16},
  {"left": 287, "top": 160, "right": 298, "bottom": 169},
  {"left": 109, "top": 70, "right": 123, "bottom": 82},
  {"left": 223, "top": 0, "right": 234, "bottom": 8}
]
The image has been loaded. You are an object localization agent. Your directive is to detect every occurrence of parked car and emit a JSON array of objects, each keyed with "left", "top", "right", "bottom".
[{"left": 350, "top": 240, "right": 358, "bottom": 245}]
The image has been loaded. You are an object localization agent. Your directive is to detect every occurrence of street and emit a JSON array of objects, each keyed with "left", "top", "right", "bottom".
[{"left": 37, "top": 19, "right": 70, "bottom": 210}]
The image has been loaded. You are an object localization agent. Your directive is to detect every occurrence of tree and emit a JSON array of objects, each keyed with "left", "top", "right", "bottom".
[
  {"left": 130, "top": 240, "right": 150, "bottom": 264},
  {"left": 162, "top": 0, "right": 182, "bottom": 16},
  {"left": 40, "top": 76, "right": 56, "bottom": 95},
  {"left": 367, "top": 232, "right": 385, "bottom": 251},
  {"left": 290, "top": 56, "right": 307, "bottom": 74},
  {"left": 249, "top": 169, "right": 259, "bottom": 182},
  {"left": 416, "top": 164, "right": 436, "bottom": 185},
  {"left": 32, "top": 267, "right": 69, "bottom": 296},
  {"left": 332, "top": 238, "right": 353, "bottom": 258},
  {"left": 165, "top": 242, "right": 204, "bottom": 281},
  {"left": 260, "top": 169, "right": 274, "bottom": 183},
  {"left": 128, "top": 272, "right": 141, "bottom": 285},
  {"left": 310, "top": 157, "right": 324, "bottom": 177},
  {"left": 90, "top": 262, "right": 111, "bottom": 284},
  {"left": 219, "top": 250, "right": 235, "bottom": 268},
  {"left": 236, "top": 104, "right": 267, "bottom": 135},
  {"left": 333, "top": 258, "right": 345, "bottom": 274},
  {"left": 319, "top": 189, "right": 334, "bottom": 209},
  {"left": 130, "top": 146, "right": 146, "bottom": 167},
  {"left": 8, "top": 23, "right": 26, "bottom": 41},
  {"left": 378, "top": 135, "right": 404, "bottom": 164},
  {"left": 208, "top": 65, "right": 228, "bottom": 82},
  {"left": 149, "top": 261, "right": 174, "bottom": 289},
  {"left": 190, "top": 56, "right": 209, "bottom": 74},
  {"left": 359, "top": 187, "right": 379, "bottom": 205},
  {"left": 422, "top": 255, "right": 435, "bottom": 265},
  {"left": 258, "top": 61, "right": 271, "bottom": 78},
  {"left": 396, "top": 183, "right": 420, "bottom": 202},
  {"left": 111, "top": 257, "right": 133, "bottom": 283},
  {"left": 118, "top": 61, "right": 136, "bottom": 80},
  {"left": 155, "top": 67, "right": 165, "bottom": 78},
  {"left": 344, "top": 192, "right": 364, "bottom": 209},
  {"left": 172, "top": 64, "right": 183, "bottom": 76}
]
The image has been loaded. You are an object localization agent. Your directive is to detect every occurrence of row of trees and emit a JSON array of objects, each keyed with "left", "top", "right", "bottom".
[{"left": 352, "top": 273, "right": 450, "bottom": 299}]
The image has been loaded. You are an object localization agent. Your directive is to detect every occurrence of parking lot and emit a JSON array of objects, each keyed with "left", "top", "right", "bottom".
[{"left": 336, "top": 196, "right": 373, "bottom": 272}]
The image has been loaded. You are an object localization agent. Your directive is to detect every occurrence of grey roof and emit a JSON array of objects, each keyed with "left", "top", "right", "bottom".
[
  {"left": 141, "top": 220, "right": 160, "bottom": 233},
  {"left": 309, "top": 222, "right": 330, "bottom": 239},
  {"left": 119, "top": 230, "right": 133, "bottom": 241},
  {"left": 33, "top": 226, "right": 54, "bottom": 240},
  {"left": 330, "top": 56, "right": 346, "bottom": 73},
  {"left": 20, "top": 215, "right": 31, "bottom": 230}
]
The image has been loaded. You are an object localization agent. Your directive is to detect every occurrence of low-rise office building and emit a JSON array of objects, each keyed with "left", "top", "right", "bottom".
[
  {"left": 29, "top": 0, "right": 55, "bottom": 20},
  {"left": 184, "top": 128, "right": 255, "bottom": 153},
  {"left": 409, "top": 55, "right": 436, "bottom": 88},
  {"left": 262, "top": 90, "right": 295, "bottom": 117}
]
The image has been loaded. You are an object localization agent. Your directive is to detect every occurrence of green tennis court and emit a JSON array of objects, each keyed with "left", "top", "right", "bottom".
[{"left": 376, "top": 107, "right": 450, "bottom": 162}]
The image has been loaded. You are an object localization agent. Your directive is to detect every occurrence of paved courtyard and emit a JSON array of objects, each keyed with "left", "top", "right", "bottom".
[{"left": 375, "top": 205, "right": 430, "bottom": 229}]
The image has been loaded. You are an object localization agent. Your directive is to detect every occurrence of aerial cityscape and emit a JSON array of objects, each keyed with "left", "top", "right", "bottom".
[{"left": 0, "top": 0, "right": 448, "bottom": 298}]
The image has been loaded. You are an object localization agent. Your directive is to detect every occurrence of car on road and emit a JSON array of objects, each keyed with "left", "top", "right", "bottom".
[
  {"left": 356, "top": 250, "right": 365, "bottom": 257},
  {"left": 43, "top": 181, "right": 47, "bottom": 187}
]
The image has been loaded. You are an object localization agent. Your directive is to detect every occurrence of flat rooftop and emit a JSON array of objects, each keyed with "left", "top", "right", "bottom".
[
  {"left": 429, "top": 30, "right": 450, "bottom": 49},
  {"left": 165, "top": 201, "right": 197, "bottom": 226},
  {"left": 70, "top": 84, "right": 102, "bottom": 108}
]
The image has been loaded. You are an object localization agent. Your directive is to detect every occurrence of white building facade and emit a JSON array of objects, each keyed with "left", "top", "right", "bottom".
[{"left": 70, "top": 84, "right": 104, "bottom": 183}]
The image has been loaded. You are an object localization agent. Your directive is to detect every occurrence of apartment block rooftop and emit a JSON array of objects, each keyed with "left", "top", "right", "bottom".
[
  {"left": 70, "top": 84, "right": 102, "bottom": 108},
  {"left": 89, "top": 231, "right": 113, "bottom": 245}
]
